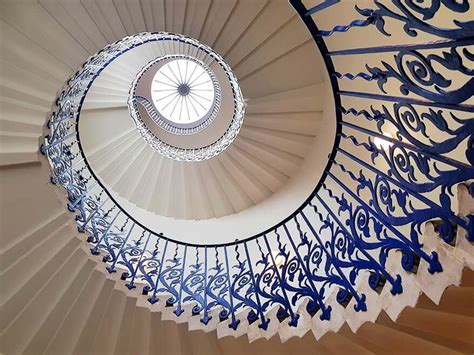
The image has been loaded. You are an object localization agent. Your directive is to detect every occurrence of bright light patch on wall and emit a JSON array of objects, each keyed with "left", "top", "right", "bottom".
[
  {"left": 374, "top": 132, "right": 394, "bottom": 150},
  {"left": 271, "top": 250, "right": 285, "bottom": 269}
]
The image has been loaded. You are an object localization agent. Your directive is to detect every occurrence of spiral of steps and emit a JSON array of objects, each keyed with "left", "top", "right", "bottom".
[{"left": 1, "top": 0, "right": 474, "bottom": 354}]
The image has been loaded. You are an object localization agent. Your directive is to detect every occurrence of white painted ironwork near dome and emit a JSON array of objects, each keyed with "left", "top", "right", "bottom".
[
  {"left": 128, "top": 33, "right": 244, "bottom": 162},
  {"left": 135, "top": 55, "right": 221, "bottom": 134},
  {"left": 151, "top": 58, "right": 219, "bottom": 127}
]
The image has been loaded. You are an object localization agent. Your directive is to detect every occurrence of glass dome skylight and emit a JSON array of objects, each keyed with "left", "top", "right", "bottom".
[
  {"left": 128, "top": 33, "right": 244, "bottom": 162},
  {"left": 151, "top": 59, "right": 215, "bottom": 125}
]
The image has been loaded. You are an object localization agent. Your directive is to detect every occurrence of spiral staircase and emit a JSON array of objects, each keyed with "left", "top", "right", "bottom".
[{"left": 1, "top": 0, "right": 474, "bottom": 354}]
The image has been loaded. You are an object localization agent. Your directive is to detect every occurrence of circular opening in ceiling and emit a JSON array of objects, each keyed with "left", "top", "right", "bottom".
[
  {"left": 128, "top": 34, "right": 245, "bottom": 162},
  {"left": 151, "top": 59, "right": 216, "bottom": 126}
]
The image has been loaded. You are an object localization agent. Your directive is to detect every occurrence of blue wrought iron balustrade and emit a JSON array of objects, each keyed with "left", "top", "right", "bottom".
[{"left": 41, "top": 1, "right": 473, "bottom": 334}]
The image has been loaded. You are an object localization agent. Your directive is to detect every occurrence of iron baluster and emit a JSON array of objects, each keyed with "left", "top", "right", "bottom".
[
  {"left": 282, "top": 224, "right": 331, "bottom": 320},
  {"left": 243, "top": 241, "right": 270, "bottom": 330},
  {"left": 174, "top": 245, "right": 188, "bottom": 317},
  {"left": 299, "top": 211, "right": 367, "bottom": 311},
  {"left": 125, "top": 232, "right": 152, "bottom": 289},
  {"left": 262, "top": 234, "right": 299, "bottom": 326},
  {"left": 90, "top": 209, "right": 121, "bottom": 255},
  {"left": 149, "top": 239, "right": 169, "bottom": 304},
  {"left": 106, "top": 222, "right": 136, "bottom": 273},
  {"left": 224, "top": 246, "right": 239, "bottom": 330}
]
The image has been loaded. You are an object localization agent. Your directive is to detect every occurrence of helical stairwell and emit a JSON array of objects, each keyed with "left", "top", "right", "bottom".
[{"left": 1, "top": 0, "right": 474, "bottom": 354}]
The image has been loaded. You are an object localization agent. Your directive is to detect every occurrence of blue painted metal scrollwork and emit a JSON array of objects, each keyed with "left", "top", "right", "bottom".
[
  {"left": 316, "top": 0, "right": 473, "bottom": 39},
  {"left": 356, "top": 1, "right": 474, "bottom": 39},
  {"left": 364, "top": 47, "right": 474, "bottom": 104}
]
